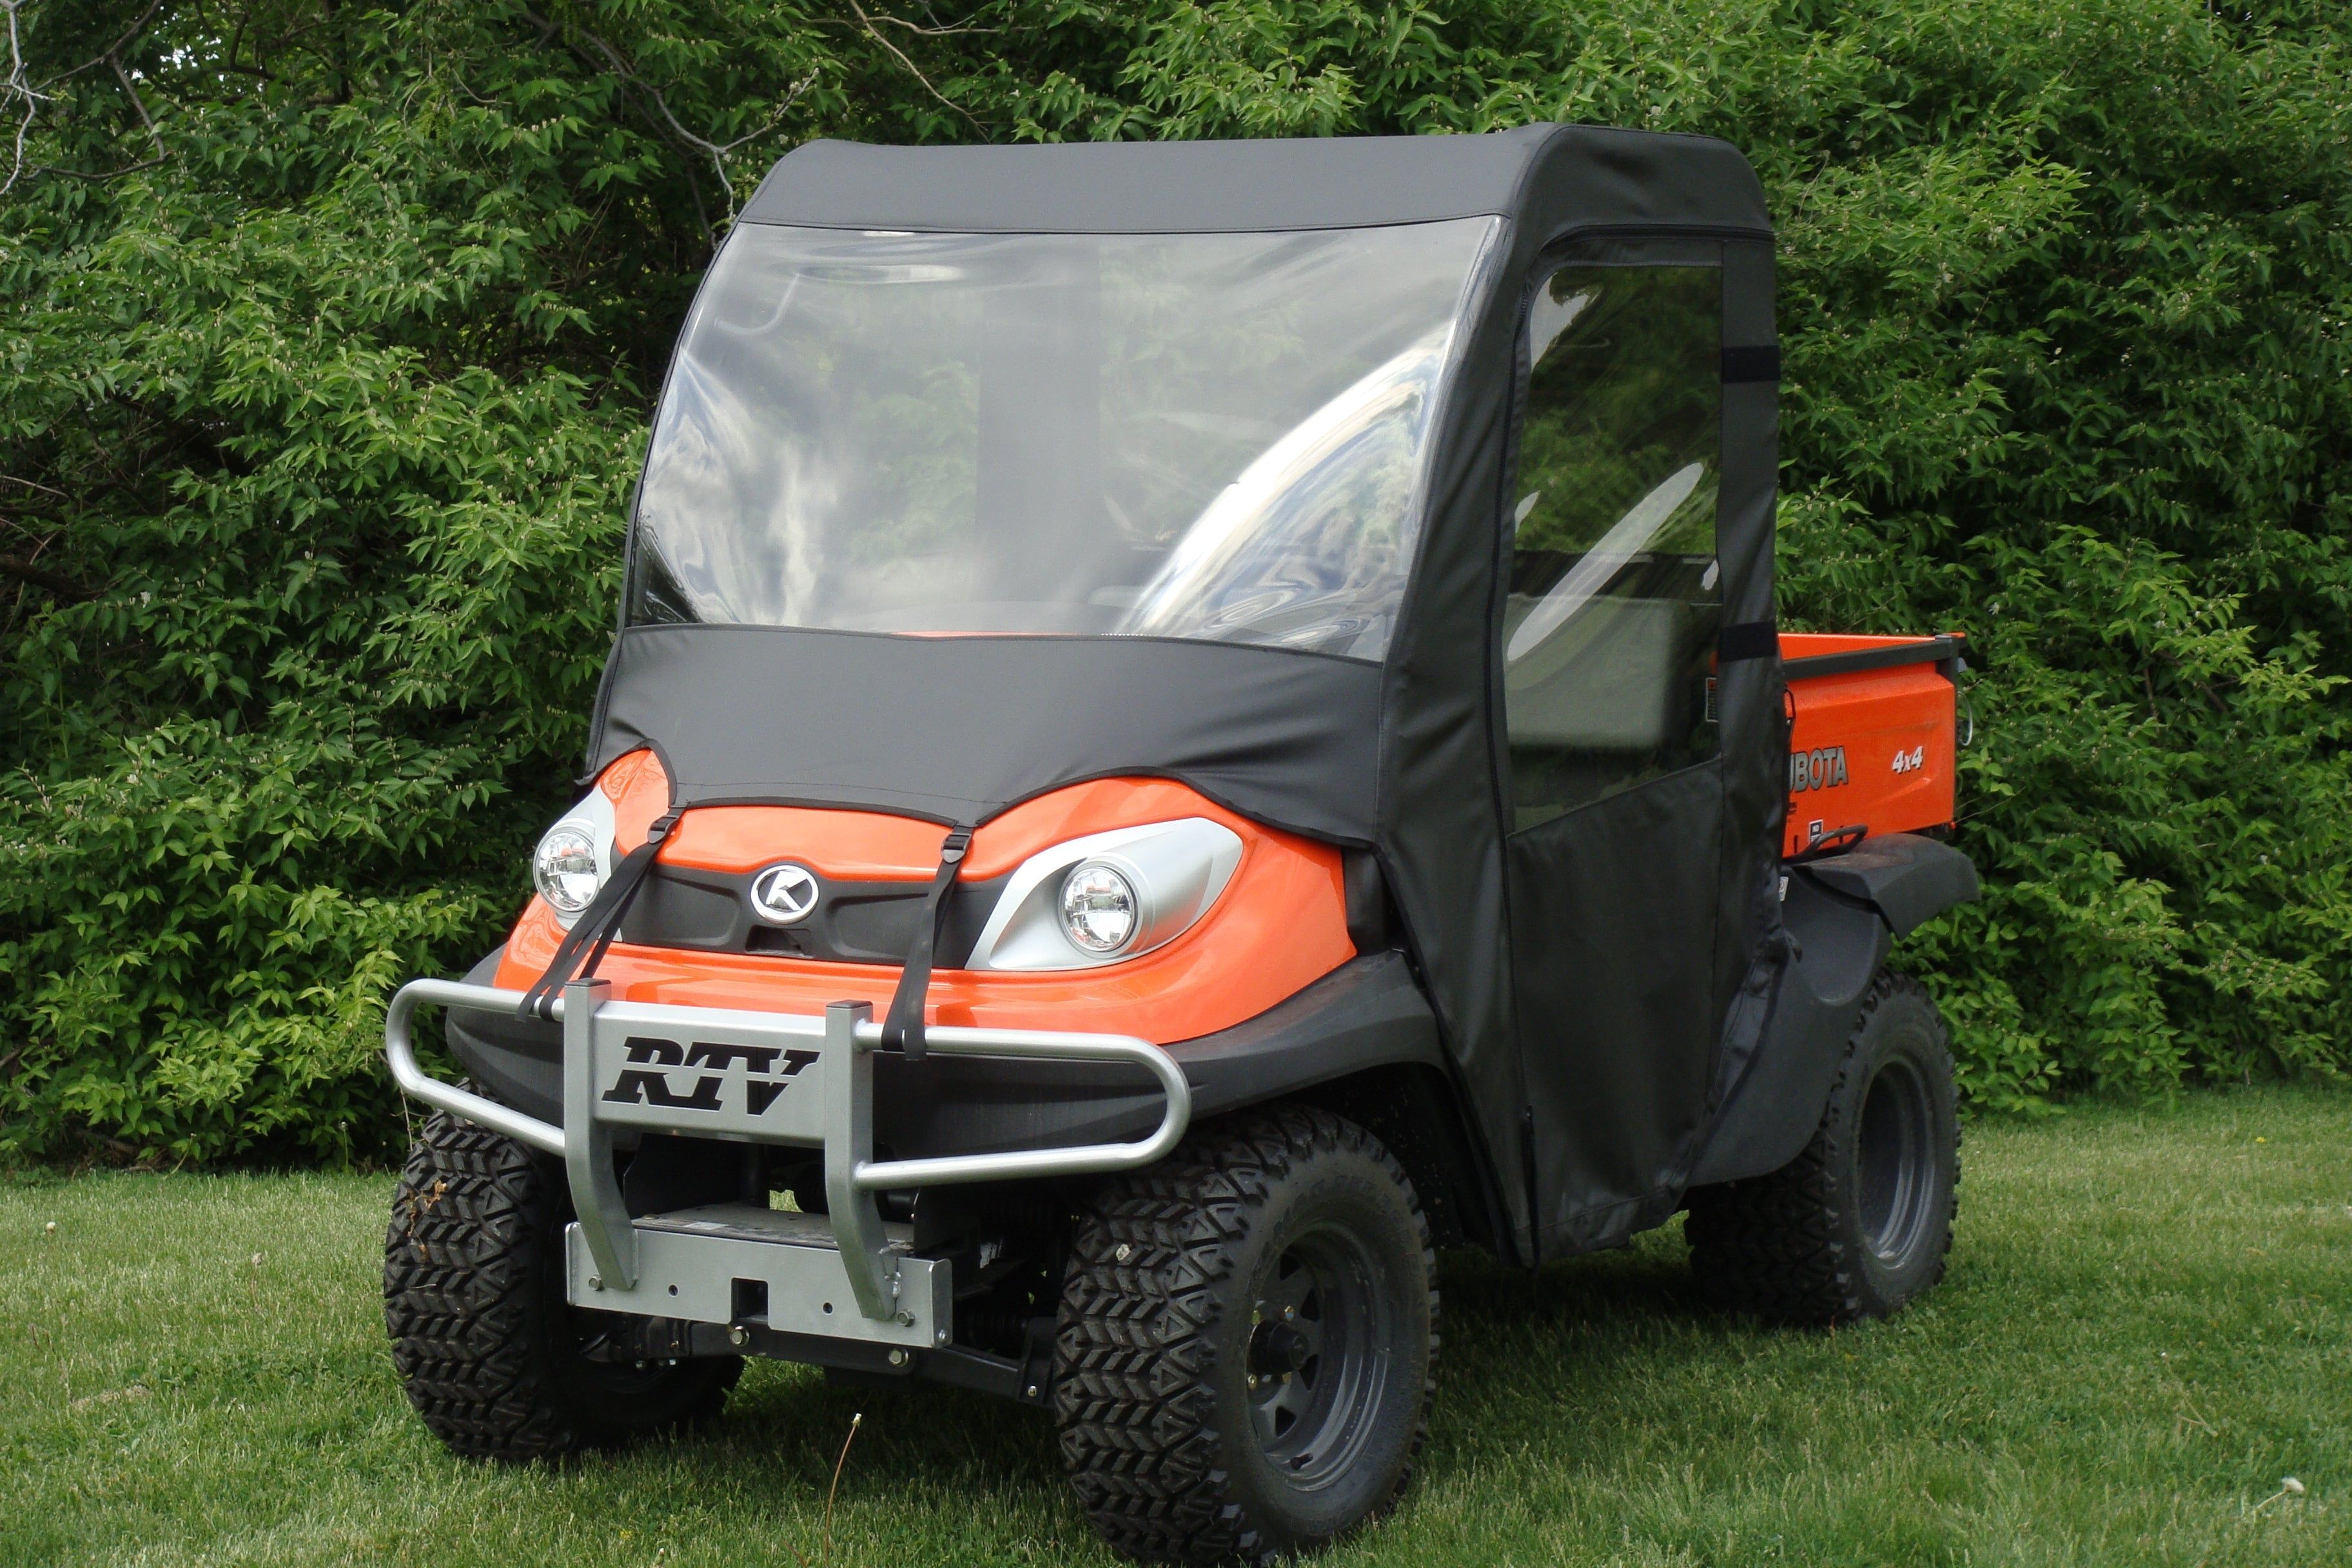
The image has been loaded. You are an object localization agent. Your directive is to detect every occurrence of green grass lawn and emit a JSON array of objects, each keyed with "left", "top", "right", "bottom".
[{"left": 3, "top": 1084, "right": 2346, "bottom": 1567}]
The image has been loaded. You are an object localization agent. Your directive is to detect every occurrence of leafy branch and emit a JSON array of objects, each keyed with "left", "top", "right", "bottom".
[
  {"left": 845, "top": 0, "right": 984, "bottom": 132},
  {"left": 0, "top": 0, "right": 47, "bottom": 195},
  {"left": 516, "top": 6, "right": 815, "bottom": 238}
]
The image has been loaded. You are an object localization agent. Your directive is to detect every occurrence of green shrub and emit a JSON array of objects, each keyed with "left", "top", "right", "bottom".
[{"left": 0, "top": 0, "right": 2345, "bottom": 1160}]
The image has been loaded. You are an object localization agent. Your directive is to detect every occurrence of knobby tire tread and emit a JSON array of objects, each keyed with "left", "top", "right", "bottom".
[
  {"left": 383, "top": 1106, "right": 734, "bottom": 1461},
  {"left": 1054, "top": 1104, "right": 1436, "bottom": 1566},
  {"left": 1684, "top": 970, "right": 1960, "bottom": 1324}
]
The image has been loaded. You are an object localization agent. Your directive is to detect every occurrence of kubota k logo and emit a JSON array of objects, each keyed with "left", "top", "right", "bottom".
[
  {"left": 748, "top": 862, "right": 819, "bottom": 925},
  {"left": 602, "top": 1037, "right": 819, "bottom": 1115}
]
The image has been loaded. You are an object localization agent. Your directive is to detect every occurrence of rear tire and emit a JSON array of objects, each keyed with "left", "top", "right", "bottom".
[
  {"left": 1054, "top": 1106, "right": 1436, "bottom": 1565},
  {"left": 384, "top": 1106, "right": 740, "bottom": 1460},
  {"left": 1685, "top": 970, "right": 1959, "bottom": 1323}
]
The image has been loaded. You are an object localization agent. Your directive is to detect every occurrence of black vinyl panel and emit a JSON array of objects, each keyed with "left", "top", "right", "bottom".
[
  {"left": 740, "top": 127, "right": 1769, "bottom": 237},
  {"left": 1508, "top": 760, "right": 1723, "bottom": 1251},
  {"left": 589, "top": 625, "right": 1383, "bottom": 843}
]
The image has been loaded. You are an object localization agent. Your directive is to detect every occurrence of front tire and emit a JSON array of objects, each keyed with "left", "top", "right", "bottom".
[
  {"left": 1054, "top": 1106, "right": 1436, "bottom": 1565},
  {"left": 1685, "top": 970, "right": 1960, "bottom": 1322},
  {"left": 383, "top": 1107, "right": 740, "bottom": 1460}
]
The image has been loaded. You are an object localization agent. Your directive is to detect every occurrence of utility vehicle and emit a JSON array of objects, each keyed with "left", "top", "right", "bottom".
[{"left": 382, "top": 126, "right": 1980, "bottom": 1564}]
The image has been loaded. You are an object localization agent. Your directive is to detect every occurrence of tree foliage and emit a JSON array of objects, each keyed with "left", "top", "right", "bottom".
[{"left": 0, "top": 0, "right": 2345, "bottom": 1160}]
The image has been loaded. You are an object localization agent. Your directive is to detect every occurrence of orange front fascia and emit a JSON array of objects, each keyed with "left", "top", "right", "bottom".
[
  {"left": 1781, "top": 633, "right": 1959, "bottom": 856},
  {"left": 496, "top": 771, "right": 1357, "bottom": 1044}
]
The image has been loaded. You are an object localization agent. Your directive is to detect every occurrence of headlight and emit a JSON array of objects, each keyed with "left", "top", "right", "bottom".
[
  {"left": 968, "top": 818, "right": 1244, "bottom": 971},
  {"left": 533, "top": 823, "right": 604, "bottom": 917},
  {"left": 528, "top": 778, "right": 621, "bottom": 928},
  {"left": 1061, "top": 862, "right": 1139, "bottom": 953}
]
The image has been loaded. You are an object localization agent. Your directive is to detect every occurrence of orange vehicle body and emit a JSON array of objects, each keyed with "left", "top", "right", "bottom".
[
  {"left": 1780, "top": 632, "right": 1962, "bottom": 857},
  {"left": 493, "top": 760, "right": 1357, "bottom": 1044}
]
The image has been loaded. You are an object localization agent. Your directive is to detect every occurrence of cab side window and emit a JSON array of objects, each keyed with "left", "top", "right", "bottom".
[{"left": 1504, "top": 266, "right": 1721, "bottom": 831}]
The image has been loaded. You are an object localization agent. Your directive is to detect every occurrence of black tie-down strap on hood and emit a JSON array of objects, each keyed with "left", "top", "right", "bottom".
[
  {"left": 880, "top": 826, "right": 972, "bottom": 1064},
  {"left": 517, "top": 808, "right": 683, "bottom": 1021}
]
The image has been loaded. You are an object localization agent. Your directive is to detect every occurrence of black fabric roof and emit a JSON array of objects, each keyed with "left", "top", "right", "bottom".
[{"left": 738, "top": 125, "right": 1768, "bottom": 235}]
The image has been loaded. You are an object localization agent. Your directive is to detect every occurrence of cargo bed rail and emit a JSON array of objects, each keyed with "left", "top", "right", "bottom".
[{"left": 1781, "top": 631, "right": 1966, "bottom": 681}]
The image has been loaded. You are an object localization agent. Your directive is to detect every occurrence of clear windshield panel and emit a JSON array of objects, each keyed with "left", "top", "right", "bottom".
[{"left": 631, "top": 219, "right": 1498, "bottom": 660}]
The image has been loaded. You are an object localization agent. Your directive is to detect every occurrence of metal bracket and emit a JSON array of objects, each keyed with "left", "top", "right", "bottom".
[
  {"left": 821, "top": 1000, "right": 901, "bottom": 1322},
  {"left": 562, "top": 977, "right": 636, "bottom": 1290}
]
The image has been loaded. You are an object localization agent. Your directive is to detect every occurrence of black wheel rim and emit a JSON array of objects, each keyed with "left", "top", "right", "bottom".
[
  {"left": 1244, "top": 1222, "right": 1395, "bottom": 1489},
  {"left": 1856, "top": 1055, "right": 1934, "bottom": 1263}
]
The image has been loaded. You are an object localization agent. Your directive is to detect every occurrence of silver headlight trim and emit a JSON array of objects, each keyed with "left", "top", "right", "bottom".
[
  {"left": 532, "top": 788, "right": 619, "bottom": 930},
  {"left": 966, "top": 818, "right": 1245, "bottom": 972}
]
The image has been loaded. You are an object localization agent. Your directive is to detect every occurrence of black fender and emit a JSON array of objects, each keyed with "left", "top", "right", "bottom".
[
  {"left": 1689, "top": 834, "right": 1978, "bottom": 1186},
  {"left": 1798, "top": 832, "right": 1982, "bottom": 938},
  {"left": 437, "top": 948, "right": 1447, "bottom": 1161},
  {"left": 442, "top": 946, "right": 563, "bottom": 1123}
]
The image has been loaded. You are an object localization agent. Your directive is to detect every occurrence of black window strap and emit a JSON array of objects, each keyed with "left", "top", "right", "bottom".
[
  {"left": 1721, "top": 344, "right": 1781, "bottom": 384},
  {"left": 516, "top": 808, "right": 681, "bottom": 1022},
  {"left": 1718, "top": 620, "right": 1779, "bottom": 663},
  {"left": 881, "top": 825, "right": 972, "bottom": 1064}
]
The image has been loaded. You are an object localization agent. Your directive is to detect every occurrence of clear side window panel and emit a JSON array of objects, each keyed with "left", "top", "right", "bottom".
[{"left": 1504, "top": 264, "right": 1722, "bottom": 832}]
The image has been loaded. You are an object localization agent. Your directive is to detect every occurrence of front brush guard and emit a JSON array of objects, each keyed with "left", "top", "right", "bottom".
[{"left": 385, "top": 977, "right": 1191, "bottom": 1328}]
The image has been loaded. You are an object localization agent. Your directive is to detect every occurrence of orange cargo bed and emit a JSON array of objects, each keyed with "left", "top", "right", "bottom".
[{"left": 1780, "top": 632, "right": 1967, "bottom": 858}]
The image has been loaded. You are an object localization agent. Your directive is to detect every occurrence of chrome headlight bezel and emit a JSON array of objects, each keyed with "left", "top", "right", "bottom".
[
  {"left": 531, "top": 789, "right": 618, "bottom": 929},
  {"left": 967, "top": 818, "right": 1244, "bottom": 971}
]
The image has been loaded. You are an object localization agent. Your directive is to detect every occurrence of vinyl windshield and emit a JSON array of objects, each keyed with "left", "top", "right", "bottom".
[{"left": 629, "top": 218, "right": 1498, "bottom": 662}]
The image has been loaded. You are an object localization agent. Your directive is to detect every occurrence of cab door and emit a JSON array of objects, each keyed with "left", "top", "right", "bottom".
[{"left": 1500, "top": 249, "right": 1733, "bottom": 1255}]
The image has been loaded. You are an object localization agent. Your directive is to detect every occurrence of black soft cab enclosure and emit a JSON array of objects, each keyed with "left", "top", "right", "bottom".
[{"left": 381, "top": 127, "right": 1977, "bottom": 1565}]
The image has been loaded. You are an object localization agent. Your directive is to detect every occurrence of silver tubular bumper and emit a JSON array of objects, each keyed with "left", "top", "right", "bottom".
[
  {"left": 383, "top": 975, "right": 1191, "bottom": 1333},
  {"left": 385, "top": 979, "right": 573, "bottom": 1157}
]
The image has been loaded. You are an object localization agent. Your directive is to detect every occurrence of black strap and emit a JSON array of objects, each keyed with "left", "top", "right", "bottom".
[
  {"left": 517, "top": 808, "right": 681, "bottom": 1021},
  {"left": 880, "top": 825, "right": 972, "bottom": 1063},
  {"left": 1718, "top": 620, "right": 1779, "bottom": 662},
  {"left": 1722, "top": 344, "right": 1781, "bottom": 384}
]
